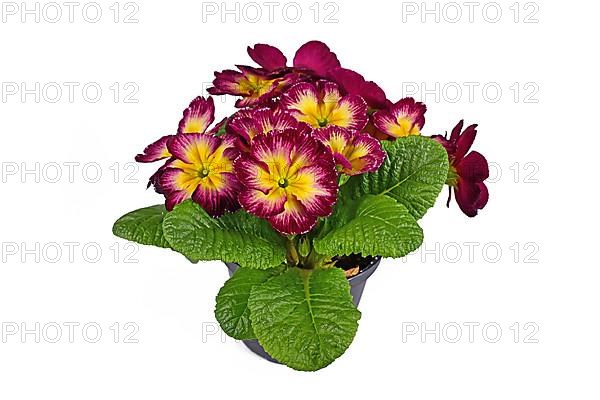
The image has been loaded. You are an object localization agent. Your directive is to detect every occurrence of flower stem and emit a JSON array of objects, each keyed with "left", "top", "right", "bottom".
[{"left": 286, "top": 236, "right": 299, "bottom": 266}]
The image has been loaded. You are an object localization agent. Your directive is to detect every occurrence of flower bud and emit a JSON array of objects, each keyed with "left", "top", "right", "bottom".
[{"left": 298, "top": 236, "right": 311, "bottom": 258}]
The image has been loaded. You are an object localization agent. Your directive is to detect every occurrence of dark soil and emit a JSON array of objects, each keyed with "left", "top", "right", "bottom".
[{"left": 332, "top": 254, "right": 377, "bottom": 273}]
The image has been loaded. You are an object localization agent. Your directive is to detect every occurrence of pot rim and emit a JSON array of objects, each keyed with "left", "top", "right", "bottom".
[
  {"left": 347, "top": 255, "right": 381, "bottom": 284},
  {"left": 225, "top": 255, "right": 382, "bottom": 282}
]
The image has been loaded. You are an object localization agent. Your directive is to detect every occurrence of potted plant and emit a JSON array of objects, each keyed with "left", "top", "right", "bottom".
[{"left": 113, "top": 41, "right": 490, "bottom": 371}]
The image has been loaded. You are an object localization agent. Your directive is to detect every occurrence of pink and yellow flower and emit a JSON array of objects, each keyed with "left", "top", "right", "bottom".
[
  {"left": 135, "top": 96, "right": 216, "bottom": 163},
  {"left": 135, "top": 96, "right": 242, "bottom": 215},
  {"left": 373, "top": 97, "right": 426, "bottom": 138},
  {"left": 208, "top": 65, "right": 296, "bottom": 108},
  {"left": 235, "top": 129, "right": 338, "bottom": 235},
  {"left": 227, "top": 107, "right": 310, "bottom": 149},
  {"left": 280, "top": 80, "right": 368, "bottom": 131},
  {"left": 158, "top": 133, "right": 242, "bottom": 215},
  {"left": 314, "top": 126, "right": 386, "bottom": 176}
]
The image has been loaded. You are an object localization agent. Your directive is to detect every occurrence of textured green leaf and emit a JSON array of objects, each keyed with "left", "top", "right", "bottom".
[
  {"left": 314, "top": 195, "right": 423, "bottom": 257},
  {"left": 162, "top": 200, "right": 287, "bottom": 269},
  {"left": 342, "top": 136, "right": 449, "bottom": 219},
  {"left": 215, "top": 266, "right": 284, "bottom": 340},
  {"left": 248, "top": 267, "right": 361, "bottom": 371},
  {"left": 113, "top": 205, "right": 170, "bottom": 248}
]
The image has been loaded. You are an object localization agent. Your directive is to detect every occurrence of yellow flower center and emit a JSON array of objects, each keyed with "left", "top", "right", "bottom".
[
  {"left": 171, "top": 139, "right": 233, "bottom": 193},
  {"left": 239, "top": 74, "right": 277, "bottom": 98},
  {"left": 390, "top": 117, "right": 420, "bottom": 137},
  {"left": 292, "top": 92, "right": 355, "bottom": 129}
]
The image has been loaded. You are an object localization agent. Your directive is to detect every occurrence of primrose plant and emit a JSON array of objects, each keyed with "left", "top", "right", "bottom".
[{"left": 113, "top": 41, "right": 489, "bottom": 371}]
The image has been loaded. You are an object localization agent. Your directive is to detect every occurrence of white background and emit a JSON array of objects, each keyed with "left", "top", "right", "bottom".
[{"left": 1, "top": 0, "right": 599, "bottom": 398}]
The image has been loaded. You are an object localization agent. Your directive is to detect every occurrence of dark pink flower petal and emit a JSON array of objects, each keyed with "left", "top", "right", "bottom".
[
  {"left": 247, "top": 43, "right": 287, "bottom": 71},
  {"left": 292, "top": 163, "right": 338, "bottom": 217},
  {"left": 135, "top": 135, "right": 174, "bottom": 163},
  {"left": 167, "top": 133, "right": 219, "bottom": 164},
  {"left": 163, "top": 188, "right": 192, "bottom": 211},
  {"left": 227, "top": 115, "right": 257, "bottom": 143},
  {"left": 147, "top": 158, "right": 173, "bottom": 193},
  {"left": 158, "top": 168, "right": 193, "bottom": 210},
  {"left": 227, "top": 108, "right": 307, "bottom": 143},
  {"left": 333, "top": 152, "right": 353, "bottom": 170},
  {"left": 454, "top": 122, "right": 478, "bottom": 162},
  {"left": 456, "top": 151, "right": 489, "bottom": 182},
  {"left": 268, "top": 194, "right": 319, "bottom": 235},
  {"left": 327, "top": 67, "right": 390, "bottom": 110},
  {"left": 363, "top": 119, "right": 391, "bottom": 141},
  {"left": 449, "top": 119, "right": 464, "bottom": 142},
  {"left": 347, "top": 131, "right": 386, "bottom": 174},
  {"left": 238, "top": 188, "right": 287, "bottom": 218},
  {"left": 431, "top": 134, "right": 456, "bottom": 155},
  {"left": 454, "top": 179, "right": 483, "bottom": 218},
  {"left": 234, "top": 156, "right": 273, "bottom": 193},
  {"left": 293, "top": 41, "right": 340, "bottom": 77},
  {"left": 178, "top": 96, "right": 215, "bottom": 134},
  {"left": 191, "top": 171, "right": 241, "bottom": 216},
  {"left": 248, "top": 108, "right": 303, "bottom": 135},
  {"left": 454, "top": 179, "right": 489, "bottom": 218},
  {"left": 474, "top": 182, "right": 489, "bottom": 209},
  {"left": 208, "top": 69, "right": 245, "bottom": 95},
  {"left": 334, "top": 95, "right": 369, "bottom": 131}
]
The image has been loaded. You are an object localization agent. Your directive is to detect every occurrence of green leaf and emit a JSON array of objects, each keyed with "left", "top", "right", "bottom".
[
  {"left": 162, "top": 200, "right": 287, "bottom": 269},
  {"left": 342, "top": 136, "right": 449, "bottom": 219},
  {"left": 215, "top": 119, "right": 228, "bottom": 136},
  {"left": 314, "top": 195, "right": 423, "bottom": 258},
  {"left": 113, "top": 205, "right": 170, "bottom": 248},
  {"left": 215, "top": 266, "right": 284, "bottom": 340},
  {"left": 248, "top": 267, "right": 361, "bottom": 371}
]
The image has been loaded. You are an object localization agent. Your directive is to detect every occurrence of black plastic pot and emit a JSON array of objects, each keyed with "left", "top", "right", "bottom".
[{"left": 224, "top": 256, "right": 382, "bottom": 364}]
